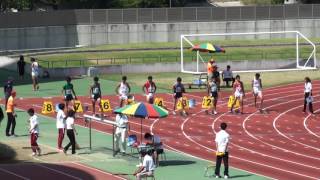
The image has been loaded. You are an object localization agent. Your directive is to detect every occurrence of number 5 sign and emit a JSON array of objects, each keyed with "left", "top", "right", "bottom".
[
  {"left": 100, "top": 99, "right": 112, "bottom": 112},
  {"left": 42, "top": 101, "right": 54, "bottom": 114}
]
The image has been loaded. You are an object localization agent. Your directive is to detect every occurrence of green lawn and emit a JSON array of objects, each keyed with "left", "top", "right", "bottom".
[
  {"left": 3, "top": 69, "right": 320, "bottom": 99},
  {"left": 0, "top": 107, "right": 267, "bottom": 180},
  {"left": 31, "top": 37, "right": 319, "bottom": 68}
]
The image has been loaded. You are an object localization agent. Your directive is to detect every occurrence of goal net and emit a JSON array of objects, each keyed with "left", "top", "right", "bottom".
[{"left": 180, "top": 31, "right": 317, "bottom": 74}]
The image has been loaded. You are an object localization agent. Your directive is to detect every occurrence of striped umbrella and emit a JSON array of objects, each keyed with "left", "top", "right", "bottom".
[
  {"left": 114, "top": 102, "right": 168, "bottom": 140},
  {"left": 191, "top": 43, "right": 225, "bottom": 53}
]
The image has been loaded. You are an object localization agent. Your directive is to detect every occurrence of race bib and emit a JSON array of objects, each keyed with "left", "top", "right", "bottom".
[
  {"left": 66, "top": 89, "right": 72, "bottom": 95},
  {"left": 93, "top": 87, "right": 99, "bottom": 94}
]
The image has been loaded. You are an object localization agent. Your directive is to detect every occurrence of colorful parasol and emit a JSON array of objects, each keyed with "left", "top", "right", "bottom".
[
  {"left": 114, "top": 102, "right": 168, "bottom": 140},
  {"left": 191, "top": 43, "right": 225, "bottom": 53},
  {"left": 114, "top": 102, "right": 168, "bottom": 118}
]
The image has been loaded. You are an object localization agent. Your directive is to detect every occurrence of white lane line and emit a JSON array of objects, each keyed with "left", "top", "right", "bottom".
[
  {"left": 181, "top": 110, "right": 320, "bottom": 179},
  {"left": 35, "top": 164, "right": 83, "bottom": 180},
  {"left": 242, "top": 94, "right": 320, "bottom": 161},
  {"left": 303, "top": 110, "right": 320, "bottom": 138},
  {"left": 272, "top": 101, "right": 320, "bottom": 151},
  {"left": 0, "top": 167, "right": 31, "bottom": 180},
  {"left": 149, "top": 111, "right": 275, "bottom": 180},
  {"left": 72, "top": 162, "right": 127, "bottom": 180}
]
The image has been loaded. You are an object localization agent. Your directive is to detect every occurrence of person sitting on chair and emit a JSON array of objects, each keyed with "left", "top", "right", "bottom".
[
  {"left": 222, "top": 65, "right": 234, "bottom": 87},
  {"left": 134, "top": 149, "right": 155, "bottom": 180},
  {"left": 144, "top": 132, "right": 164, "bottom": 166}
]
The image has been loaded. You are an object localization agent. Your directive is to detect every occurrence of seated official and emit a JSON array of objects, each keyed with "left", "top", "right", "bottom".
[
  {"left": 144, "top": 132, "right": 164, "bottom": 166},
  {"left": 222, "top": 65, "right": 234, "bottom": 87},
  {"left": 134, "top": 150, "right": 155, "bottom": 180}
]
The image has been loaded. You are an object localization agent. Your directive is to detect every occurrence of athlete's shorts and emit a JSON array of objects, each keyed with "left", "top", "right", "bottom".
[
  {"left": 234, "top": 91, "right": 243, "bottom": 98},
  {"left": 146, "top": 93, "right": 154, "bottom": 100},
  {"left": 253, "top": 87, "right": 262, "bottom": 97},
  {"left": 211, "top": 92, "right": 218, "bottom": 99},
  {"left": 92, "top": 94, "right": 101, "bottom": 101},
  {"left": 119, "top": 94, "right": 128, "bottom": 100},
  {"left": 174, "top": 93, "right": 183, "bottom": 99},
  {"left": 31, "top": 72, "right": 39, "bottom": 77},
  {"left": 64, "top": 94, "right": 74, "bottom": 101}
]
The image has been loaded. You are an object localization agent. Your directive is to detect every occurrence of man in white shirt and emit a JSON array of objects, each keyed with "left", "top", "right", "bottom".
[
  {"left": 28, "top": 108, "right": 41, "bottom": 156},
  {"left": 303, "top": 77, "right": 314, "bottom": 114},
  {"left": 56, "top": 103, "right": 66, "bottom": 151},
  {"left": 134, "top": 150, "right": 155, "bottom": 180},
  {"left": 215, "top": 122, "right": 230, "bottom": 179},
  {"left": 115, "top": 113, "right": 129, "bottom": 155},
  {"left": 144, "top": 132, "right": 164, "bottom": 166},
  {"left": 222, "top": 65, "right": 234, "bottom": 87}
]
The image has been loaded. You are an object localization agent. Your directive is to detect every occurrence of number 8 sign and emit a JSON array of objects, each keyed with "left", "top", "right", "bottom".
[{"left": 42, "top": 101, "right": 54, "bottom": 114}]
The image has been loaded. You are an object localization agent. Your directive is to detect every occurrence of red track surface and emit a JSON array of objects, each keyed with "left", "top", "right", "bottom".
[
  {"left": 11, "top": 81, "right": 320, "bottom": 180},
  {"left": 0, "top": 162, "right": 125, "bottom": 180}
]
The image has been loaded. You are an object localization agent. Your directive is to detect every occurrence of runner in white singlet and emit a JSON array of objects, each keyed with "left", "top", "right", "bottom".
[
  {"left": 30, "top": 58, "right": 40, "bottom": 91},
  {"left": 230, "top": 75, "right": 245, "bottom": 114},
  {"left": 251, "top": 73, "right": 263, "bottom": 110},
  {"left": 115, "top": 76, "right": 131, "bottom": 107}
]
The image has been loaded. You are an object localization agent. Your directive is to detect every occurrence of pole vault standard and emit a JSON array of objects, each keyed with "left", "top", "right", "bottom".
[{"left": 83, "top": 114, "right": 117, "bottom": 156}]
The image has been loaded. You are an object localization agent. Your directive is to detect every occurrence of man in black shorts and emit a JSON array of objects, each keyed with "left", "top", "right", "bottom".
[
  {"left": 61, "top": 77, "right": 77, "bottom": 111},
  {"left": 3, "top": 77, "right": 13, "bottom": 110},
  {"left": 89, "top": 76, "right": 102, "bottom": 116},
  {"left": 144, "top": 132, "right": 164, "bottom": 166},
  {"left": 172, "top": 77, "right": 186, "bottom": 115},
  {"left": 212, "top": 64, "right": 221, "bottom": 86},
  {"left": 207, "top": 78, "right": 219, "bottom": 115}
]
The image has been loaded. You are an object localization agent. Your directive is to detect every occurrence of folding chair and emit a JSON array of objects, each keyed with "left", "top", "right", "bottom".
[{"left": 127, "top": 134, "right": 139, "bottom": 154}]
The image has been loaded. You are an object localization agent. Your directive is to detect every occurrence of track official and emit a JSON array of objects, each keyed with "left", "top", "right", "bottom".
[{"left": 215, "top": 122, "right": 230, "bottom": 179}]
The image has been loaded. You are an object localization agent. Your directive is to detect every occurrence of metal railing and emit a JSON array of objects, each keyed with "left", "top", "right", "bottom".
[
  {"left": 0, "top": 4, "right": 320, "bottom": 28},
  {"left": 37, "top": 51, "right": 311, "bottom": 68}
]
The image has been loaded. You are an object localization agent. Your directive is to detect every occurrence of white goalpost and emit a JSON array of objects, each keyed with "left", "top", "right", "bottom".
[{"left": 180, "top": 31, "right": 317, "bottom": 74}]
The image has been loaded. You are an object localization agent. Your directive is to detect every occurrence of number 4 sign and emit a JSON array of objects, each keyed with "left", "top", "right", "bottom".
[{"left": 42, "top": 101, "right": 54, "bottom": 114}]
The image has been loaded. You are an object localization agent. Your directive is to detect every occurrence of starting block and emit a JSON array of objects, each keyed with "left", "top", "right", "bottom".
[{"left": 42, "top": 101, "right": 54, "bottom": 114}]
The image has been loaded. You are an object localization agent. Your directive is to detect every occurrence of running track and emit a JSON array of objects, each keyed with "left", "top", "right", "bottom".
[
  {"left": 0, "top": 162, "right": 125, "bottom": 180},
  {"left": 13, "top": 81, "right": 320, "bottom": 180}
]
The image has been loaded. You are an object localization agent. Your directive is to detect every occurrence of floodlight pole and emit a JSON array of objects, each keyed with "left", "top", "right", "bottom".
[
  {"left": 169, "top": 0, "right": 172, "bottom": 8},
  {"left": 89, "top": 118, "right": 92, "bottom": 150}
]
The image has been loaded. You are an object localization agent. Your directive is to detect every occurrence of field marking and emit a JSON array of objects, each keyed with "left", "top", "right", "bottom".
[
  {"left": 303, "top": 110, "right": 320, "bottom": 138},
  {"left": 0, "top": 167, "right": 31, "bottom": 180},
  {"left": 149, "top": 118, "right": 275, "bottom": 180},
  {"left": 242, "top": 94, "right": 320, "bottom": 161},
  {"left": 273, "top": 101, "right": 320, "bottom": 151},
  {"left": 181, "top": 109, "right": 320, "bottom": 179},
  {"left": 34, "top": 164, "right": 83, "bottom": 180},
  {"left": 72, "top": 162, "right": 127, "bottom": 180}
]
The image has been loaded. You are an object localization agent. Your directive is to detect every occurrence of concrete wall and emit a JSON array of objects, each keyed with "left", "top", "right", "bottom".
[
  {"left": 1, "top": 19, "right": 320, "bottom": 50},
  {"left": 19, "top": 60, "right": 295, "bottom": 77}
]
